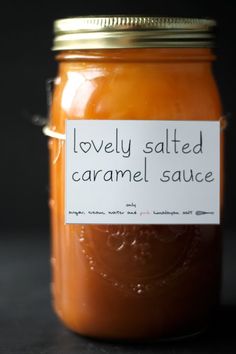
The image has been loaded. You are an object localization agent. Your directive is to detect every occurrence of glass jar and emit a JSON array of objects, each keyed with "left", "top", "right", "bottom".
[{"left": 45, "top": 16, "right": 223, "bottom": 340}]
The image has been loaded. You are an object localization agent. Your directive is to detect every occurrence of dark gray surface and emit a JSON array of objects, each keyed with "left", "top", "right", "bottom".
[{"left": 0, "top": 230, "right": 235, "bottom": 354}]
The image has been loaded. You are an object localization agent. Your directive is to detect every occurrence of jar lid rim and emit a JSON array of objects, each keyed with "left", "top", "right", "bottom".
[{"left": 53, "top": 15, "right": 216, "bottom": 50}]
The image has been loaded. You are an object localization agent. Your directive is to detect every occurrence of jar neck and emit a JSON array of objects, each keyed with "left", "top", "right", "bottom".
[{"left": 55, "top": 48, "right": 215, "bottom": 62}]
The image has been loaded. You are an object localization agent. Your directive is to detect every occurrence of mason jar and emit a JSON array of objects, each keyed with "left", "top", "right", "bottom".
[{"left": 44, "top": 16, "right": 224, "bottom": 340}]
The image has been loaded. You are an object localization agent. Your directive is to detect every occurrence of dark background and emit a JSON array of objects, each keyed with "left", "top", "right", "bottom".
[
  {"left": 0, "top": 2, "right": 236, "bottom": 353},
  {"left": 0, "top": 0, "right": 235, "bottom": 232}
]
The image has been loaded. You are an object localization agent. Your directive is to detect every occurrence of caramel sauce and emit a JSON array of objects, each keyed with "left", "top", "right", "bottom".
[{"left": 48, "top": 48, "right": 223, "bottom": 339}]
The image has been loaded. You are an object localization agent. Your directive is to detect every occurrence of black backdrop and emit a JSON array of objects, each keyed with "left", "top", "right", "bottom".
[{"left": 1, "top": 0, "right": 235, "bottom": 232}]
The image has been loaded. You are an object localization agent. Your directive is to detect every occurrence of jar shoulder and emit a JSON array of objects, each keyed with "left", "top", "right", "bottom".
[{"left": 50, "top": 60, "right": 222, "bottom": 129}]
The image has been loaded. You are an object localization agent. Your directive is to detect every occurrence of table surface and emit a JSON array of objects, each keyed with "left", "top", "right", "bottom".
[{"left": 0, "top": 230, "right": 235, "bottom": 354}]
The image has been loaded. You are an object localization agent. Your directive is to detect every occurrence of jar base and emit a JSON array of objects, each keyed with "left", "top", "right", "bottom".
[
  {"left": 53, "top": 303, "right": 209, "bottom": 343},
  {"left": 66, "top": 325, "right": 208, "bottom": 344}
]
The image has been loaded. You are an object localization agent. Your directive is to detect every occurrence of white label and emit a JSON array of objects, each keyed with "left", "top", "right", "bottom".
[{"left": 65, "top": 120, "right": 220, "bottom": 225}]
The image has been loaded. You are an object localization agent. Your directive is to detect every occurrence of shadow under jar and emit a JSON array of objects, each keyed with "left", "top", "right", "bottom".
[{"left": 46, "top": 16, "right": 224, "bottom": 340}]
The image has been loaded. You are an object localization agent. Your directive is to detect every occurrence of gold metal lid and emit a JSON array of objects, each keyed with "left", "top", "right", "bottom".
[{"left": 53, "top": 16, "right": 216, "bottom": 50}]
